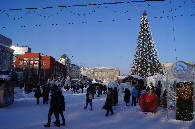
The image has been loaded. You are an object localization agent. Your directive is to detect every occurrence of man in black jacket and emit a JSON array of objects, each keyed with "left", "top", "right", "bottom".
[
  {"left": 55, "top": 90, "right": 65, "bottom": 126},
  {"left": 44, "top": 85, "right": 60, "bottom": 127}
]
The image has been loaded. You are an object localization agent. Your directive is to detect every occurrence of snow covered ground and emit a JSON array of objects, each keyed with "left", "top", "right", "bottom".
[{"left": 0, "top": 87, "right": 194, "bottom": 129}]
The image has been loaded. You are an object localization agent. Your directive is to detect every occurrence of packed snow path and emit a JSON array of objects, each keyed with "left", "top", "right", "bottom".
[{"left": 0, "top": 87, "right": 194, "bottom": 129}]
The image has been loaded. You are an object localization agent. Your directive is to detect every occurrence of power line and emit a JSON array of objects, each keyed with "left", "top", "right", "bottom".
[
  {"left": 0, "top": 0, "right": 165, "bottom": 12},
  {"left": 1, "top": 11, "right": 194, "bottom": 29}
]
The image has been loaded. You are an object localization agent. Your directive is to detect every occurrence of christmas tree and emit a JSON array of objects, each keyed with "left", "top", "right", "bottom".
[{"left": 131, "top": 11, "right": 163, "bottom": 78}]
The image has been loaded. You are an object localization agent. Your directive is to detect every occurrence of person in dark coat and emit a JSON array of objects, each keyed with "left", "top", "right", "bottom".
[
  {"left": 80, "top": 83, "right": 84, "bottom": 93},
  {"left": 113, "top": 87, "right": 118, "bottom": 105},
  {"left": 72, "top": 84, "right": 76, "bottom": 93},
  {"left": 146, "top": 86, "right": 150, "bottom": 92},
  {"left": 103, "top": 85, "right": 107, "bottom": 94},
  {"left": 42, "top": 87, "right": 49, "bottom": 104},
  {"left": 53, "top": 90, "right": 65, "bottom": 126},
  {"left": 131, "top": 88, "right": 138, "bottom": 106},
  {"left": 44, "top": 86, "right": 60, "bottom": 127},
  {"left": 76, "top": 83, "right": 80, "bottom": 91},
  {"left": 34, "top": 86, "right": 42, "bottom": 104},
  {"left": 161, "top": 89, "right": 167, "bottom": 108},
  {"left": 105, "top": 91, "right": 114, "bottom": 116},
  {"left": 136, "top": 86, "right": 141, "bottom": 103},
  {"left": 154, "top": 87, "right": 160, "bottom": 101},
  {"left": 97, "top": 85, "right": 102, "bottom": 97},
  {"left": 84, "top": 88, "right": 93, "bottom": 110},
  {"left": 124, "top": 88, "right": 131, "bottom": 106}
]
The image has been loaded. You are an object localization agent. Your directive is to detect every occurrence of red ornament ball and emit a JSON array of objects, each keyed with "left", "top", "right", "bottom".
[{"left": 139, "top": 92, "right": 159, "bottom": 112}]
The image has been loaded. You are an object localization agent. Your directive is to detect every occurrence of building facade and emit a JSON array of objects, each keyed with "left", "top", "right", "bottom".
[
  {"left": 0, "top": 34, "right": 13, "bottom": 71},
  {"left": 10, "top": 45, "right": 31, "bottom": 62},
  {"left": 161, "top": 63, "right": 172, "bottom": 76},
  {"left": 70, "top": 64, "right": 81, "bottom": 79},
  {"left": 80, "top": 66, "right": 88, "bottom": 79},
  {"left": 87, "top": 67, "right": 120, "bottom": 81},
  {"left": 13, "top": 52, "right": 66, "bottom": 84},
  {"left": 58, "top": 54, "right": 71, "bottom": 76}
]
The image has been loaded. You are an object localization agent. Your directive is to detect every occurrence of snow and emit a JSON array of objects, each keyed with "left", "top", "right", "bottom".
[
  {"left": 117, "top": 76, "right": 128, "bottom": 80},
  {"left": 131, "top": 75, "right": 143, "bottom": 80},
  {"left": 0, "top": 87, "right": 194, "bottom": 129}
]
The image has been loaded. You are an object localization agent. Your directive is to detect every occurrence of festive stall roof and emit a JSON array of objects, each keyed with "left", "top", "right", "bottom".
[{"left": 122, "top": 75, "right": 144, "bottom": 83}]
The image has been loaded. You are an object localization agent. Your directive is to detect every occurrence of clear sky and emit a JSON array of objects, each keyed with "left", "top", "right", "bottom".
[{"left": 0, "top": 0, "right": 194, "bottom": 75}]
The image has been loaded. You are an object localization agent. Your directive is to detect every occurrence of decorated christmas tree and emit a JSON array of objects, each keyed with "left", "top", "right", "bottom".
[{"left": 131, "top": 11, "right": 163, "bottom": 78}]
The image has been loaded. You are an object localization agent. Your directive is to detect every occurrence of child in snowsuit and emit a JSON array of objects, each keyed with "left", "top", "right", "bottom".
[
  {"left": 105, "top": 91, "right": 114, "bottom": 116},
  {"left": 84, "top": 89, "right": 93, "bottom": 110}
]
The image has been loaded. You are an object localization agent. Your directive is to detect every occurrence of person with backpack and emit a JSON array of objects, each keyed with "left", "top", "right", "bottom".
[{"left": 84, "top": 88, "right": 93, "bottom": 111}]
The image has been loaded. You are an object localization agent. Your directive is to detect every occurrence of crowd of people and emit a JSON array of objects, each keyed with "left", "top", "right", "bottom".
[{"left": 32, "top": 76, "right": 168, "bottom": 127}]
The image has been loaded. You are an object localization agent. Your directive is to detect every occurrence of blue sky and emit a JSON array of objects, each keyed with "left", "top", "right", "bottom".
[{"left": 0, "top": 0, "right": 194, "bottom": 75}]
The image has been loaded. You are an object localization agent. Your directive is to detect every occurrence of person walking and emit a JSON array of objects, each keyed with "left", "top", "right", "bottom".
[
  {"left": 131, "top": 88, "right": 138, "bottom": 106},
  {"left": 53, "top": 89, "right": 65, "bottom": 126},
  {"left": 44, "top": 86, "right": 60, "bottom": 127},
  {"left": 34, "top": 85, "right": 42, "bottom": 105},
  {"left": 42, "top": 87, "right": 49, "bottom": 104},
  {"left": 105, "top": 91, "right": 114, "bottom": 116},
  {"left": 84, "top": 88, "right": 93, "bottom": 111},
  {"left": 97, "top": 85, "right": 102, "bottom": 97}
]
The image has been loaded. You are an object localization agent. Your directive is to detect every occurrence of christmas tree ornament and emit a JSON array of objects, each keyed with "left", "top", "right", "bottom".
[{"left": 139, "top": 90, "right": 159, "bottom": 112}]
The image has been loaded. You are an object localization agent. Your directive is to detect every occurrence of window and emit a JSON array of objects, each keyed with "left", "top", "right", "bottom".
[
  {"left": 42, "top": 62, "right": 46, "bottom": 66},
  {"left": 34, "top": 61, "right": 39, "bottom": 75},
  {"left": 30, "top": 61, "right": 33, "bottom": 65},
  {"left": 30, "top": 61, "right": 33, "bottom": 68},
  {"left": 24, "top": 61, "right": 27, "bottom": 67},
  {"left": 19, "top": 61, "right": 23, "bottom": 65}
]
